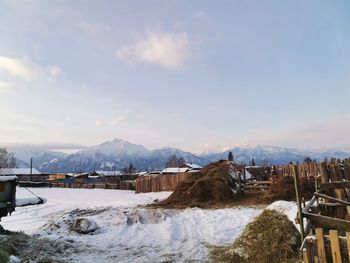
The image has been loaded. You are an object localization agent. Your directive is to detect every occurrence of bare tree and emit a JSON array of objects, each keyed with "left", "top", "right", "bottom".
[
  {"left": 122, "top": 163, "right": 137, "bottom": 177},
  {"left": 0, "top": 148, "right": 16, "bottom": 175},
  {"left": 165, "top": 155, "right": 186, "bottom": 168}
]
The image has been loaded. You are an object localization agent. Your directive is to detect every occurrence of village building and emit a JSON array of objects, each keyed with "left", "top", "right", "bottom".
[
  {"left": 180, "top": 163, "right": 202, "bottom": 170},
  {"left": 161, "top": 167, "right": 189, "bottom": 174},
  {"left": 0, "top": 168, "right": 47, "bottom": 182}
]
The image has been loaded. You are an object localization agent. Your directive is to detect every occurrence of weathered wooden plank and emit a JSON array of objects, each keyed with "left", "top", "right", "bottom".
[
  {"left": 346, "top": 232, "right": 350, "bottom": 262},
  {"left": 319, "top": 162, "right": 329, "bottom": 184},
  {"left": 303, "top": 248, "right": 310, "bottom": 263},
  {"left": 330, "top": 230, "right": 342, "bottom": 263},
  {"left": 315, "top": 228, "right": 327, "bottom": 263},
  {"left": 303, "top": 211, "right": 350, "bottom": 232},
  {"left": 315, "top": 192, "right": 350, "bottom": 206},
  {"left": 345, "top": 161, "right": 350, "bottom": 180},
  {"left": 321, "top": 181, "right": 350, "bottom": 190},
  {"left": 303, "top": 195, "right": 317, "bottom": 213}
]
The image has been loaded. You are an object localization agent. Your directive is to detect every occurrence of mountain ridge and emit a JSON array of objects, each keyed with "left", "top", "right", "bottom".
[{"left": 6, "top": 138, "right": 350, "bottom": 173}]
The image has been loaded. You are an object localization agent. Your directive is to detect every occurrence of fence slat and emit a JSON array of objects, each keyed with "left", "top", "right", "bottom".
[
  {"left": 346, "top": 232, "right": 350, "bottom": 262},
  {"left": 329, "top": 230, "right": 342, "bottom": 263},
  {"left": 315, "top": 228, "right": 326, "bottom": 263},
  {"left": 303, "top": 248, "right": 310, "bottom": 263}
]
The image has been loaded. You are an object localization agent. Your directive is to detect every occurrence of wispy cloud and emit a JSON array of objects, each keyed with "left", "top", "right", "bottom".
[
  {"left": 0, "top": 81, "right": 14, "bottom": 93},
  {"left": 116, "top": 31, "right": 192, "bottom": 71},
  {"left": 110, "top": 116, "right": 125, "bottom": 126},
  {"left": 0, "top": 56, "right": 62, "bottom": 81},
  {"left": 94, "top": 116, "right": 125, "bottom": 127},
  {"left": 94, "top": 120, "right": 107, "bottom": 127}
]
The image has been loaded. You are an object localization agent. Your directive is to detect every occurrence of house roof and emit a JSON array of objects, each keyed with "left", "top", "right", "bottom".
[
  {"left": 161, "top": 167, "right": 189, "bottom": 174},
  {"left": 0, "top": 168, "right": 41, "bottom": 175},
  {"left": 94, "top": 170, "right": 123, "bottom": 176},
  {"left": 183, "top": 163, "right": 202, "bottom": 169},
  {"left": 0, "top": 175, "right": 17, "bottom": 182},
  {"left": 69, "top": 172, "right": 90, "bottom": 178}
]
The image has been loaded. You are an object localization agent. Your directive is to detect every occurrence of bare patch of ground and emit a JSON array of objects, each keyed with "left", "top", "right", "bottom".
[{"left": 0, "top": 231, "right": 82, "bottom": 263}]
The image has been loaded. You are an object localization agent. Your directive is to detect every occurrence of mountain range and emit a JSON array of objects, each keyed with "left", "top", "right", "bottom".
[{"left": 5, "top": 138, "right": 350, "bottom": 173}]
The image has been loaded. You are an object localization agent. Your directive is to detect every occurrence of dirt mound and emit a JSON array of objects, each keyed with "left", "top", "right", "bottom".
[
  {"left": 263, "top": 176, "right": 315, "bottom": 202},
  {"left": 0, "top": 232, "right": 79, "bottom": 263},
  {"left": 156, "top": 160, "right": 243, "bottom": 208},
  {"left": 211, "top": 209, "right": 301, "bottom": 263},
  {"left": 72, "top": 218, "right": 99, "bottom": 234}
]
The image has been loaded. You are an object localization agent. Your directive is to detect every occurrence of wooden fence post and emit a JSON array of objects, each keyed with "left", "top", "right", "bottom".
[
  {"left": 291, "top": 164, "right": 305, "bottom": 242},
  {"left": 329, "top": 230, "right": 342, "bottom": 263},
  {"left": 315, "top": 228, "right": 326, "bottom": 263}
]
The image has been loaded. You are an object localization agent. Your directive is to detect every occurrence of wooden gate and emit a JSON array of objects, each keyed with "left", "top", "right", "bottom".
[{"left": 303, "top": 228, "right": 350, "bottom": 263}]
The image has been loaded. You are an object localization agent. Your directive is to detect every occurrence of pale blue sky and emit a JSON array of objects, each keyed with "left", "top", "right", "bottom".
[{"left": 0, "top": 0, "right": 349, "bottom": 152}]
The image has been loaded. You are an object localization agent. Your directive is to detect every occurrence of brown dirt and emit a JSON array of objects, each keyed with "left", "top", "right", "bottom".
[
  {"left": 153, "top": 160, "right": 316, "bottom": 209},
  {"left": 154, "top": 160, "right": 246, "bottom": 208},
  {"left": 263, "top": 176, "right": 315, "bottom": 202}
]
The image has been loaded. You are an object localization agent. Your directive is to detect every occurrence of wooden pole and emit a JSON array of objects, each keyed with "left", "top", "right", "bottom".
[{"left": 291, "top": 164, "right": 305, "bottom": 242}]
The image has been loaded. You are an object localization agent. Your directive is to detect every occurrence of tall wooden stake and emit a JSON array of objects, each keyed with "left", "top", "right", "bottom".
[
  {"left": 315, "top": 174, "right": 318, "bottom": 193},
  {"left": 291, "top": 164, "right": 305, "bottom": 243},
  {"left": 30, "top": 157, "right": 33, "bottom": 175}
]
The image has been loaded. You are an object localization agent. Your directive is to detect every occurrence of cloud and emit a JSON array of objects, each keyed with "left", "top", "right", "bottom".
[
  {"left": 116, "top": 31, "right": 192, "bottom": 70},
  {"left": 0, "top": 56, "right": 62, "bottom": 81},
  {"left": 94, "top": 120, "right": 107, "bottom": 127},
  {"left": 110, "top": 116, "right": 125, "bottom": 126},
  {"left": 0, "top": 81, "right": 14, "bottom": 93},
  {"left": 94, "top": 116, "right": 125, "bottom": 127}
]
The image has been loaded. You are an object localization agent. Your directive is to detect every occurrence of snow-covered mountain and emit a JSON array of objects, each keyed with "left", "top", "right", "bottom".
[
  {"left": 11, "top": 149, "right": 68, "bottom": 171},
  {"left": 201, "top": 144, "right": 350, "bottom": 165},
  {"left": 5, "top": 139, "right": 350, "bottom": 173},
  {"left": 35, "top": 139, "right": 207, "bottom": 173}
]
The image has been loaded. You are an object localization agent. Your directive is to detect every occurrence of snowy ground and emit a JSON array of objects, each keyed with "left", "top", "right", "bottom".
[{"left": 2, "top": 187, "right": 263, "bottom": 262}]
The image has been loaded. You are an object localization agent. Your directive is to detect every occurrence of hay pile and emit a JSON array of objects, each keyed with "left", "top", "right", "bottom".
[
  {"left": 157, "top": 160, "right": 242, "bottom": 208},
  {"left": 263, "top": 176, "right": 315, "bottom": 202},
  {"left": 211, "top": 209, "right": 301, "bottom": 263}
]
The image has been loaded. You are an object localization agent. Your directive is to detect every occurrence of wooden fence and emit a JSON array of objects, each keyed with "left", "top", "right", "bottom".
[
  {"left": 135, "top": 173, "right": 194, "bottom": 193},
  {"left": 274, "top": 160, "right": 350, "bottom": 178},
  {"left": 303, "top": 228, "right": 350, "bottom": 263},
  {"left": 242, "top": 180, "right": 272, "bottom": 194},
  {"left": 50, "top": 180, "right": 135, "bottom": 190}
]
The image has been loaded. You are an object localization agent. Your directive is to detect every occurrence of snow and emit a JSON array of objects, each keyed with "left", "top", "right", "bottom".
[
  {"left": 9, "top": 255, "right": 20, "bottom": 263},
  {"left": 0, "top": 175, "right": 17, "bottom": 182},
  {"left": 244, "top": 168, "right": 252, "bottom": 180},
  {"left": 16, "top": 197, "right": 47, "bottom": 207},
  {"left": 183, "top": 163, "right": 202, "bottom": 169},
  {"left": 2, "top": 188, "right": 171, "bottom": 233},
  {"left": 161, "top": 167, "right": 189, "bottom": 173},
  {"left": 1, "top": 187, "right": 262, "bottom": 262},
  {"left": 266, "top": 200, "right": 302, "bottom": 231},
  {"left": 267, "top": 200, "right": 297, "bottom": 223},
  {"left": 95, "top": 170, "right": 122, "bottom": 176}
]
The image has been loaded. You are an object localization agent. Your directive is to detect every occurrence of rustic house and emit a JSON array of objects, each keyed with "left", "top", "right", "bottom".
[
  {"left": 161, "top": 167, "right": 189, "bottom": 174},
  {"left": 0, "top": 168, "right": 47, "bottom": 182},
  {"left": 0, "top": 176, "right": 17, "bottom": 220},
  {"left": 180, "top": 163, "right": 202, "bottom": 170}
]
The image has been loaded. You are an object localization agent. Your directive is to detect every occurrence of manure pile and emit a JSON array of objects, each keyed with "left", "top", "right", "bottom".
[
  {"left": 211, "top": 209, "right": 301, "bottom": 263},
  {"left": 156, "top": 160, "right": 242, "bottom": 208}
]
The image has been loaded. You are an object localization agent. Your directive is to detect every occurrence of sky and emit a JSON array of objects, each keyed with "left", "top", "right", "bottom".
[{"left": 0, "top": 0, "right": 349, "bottom": 153}]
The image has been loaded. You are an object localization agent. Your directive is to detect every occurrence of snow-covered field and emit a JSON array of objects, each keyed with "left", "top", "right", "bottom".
[{"left": 2, "top": 187, "right": 262, "bottom": 262}]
